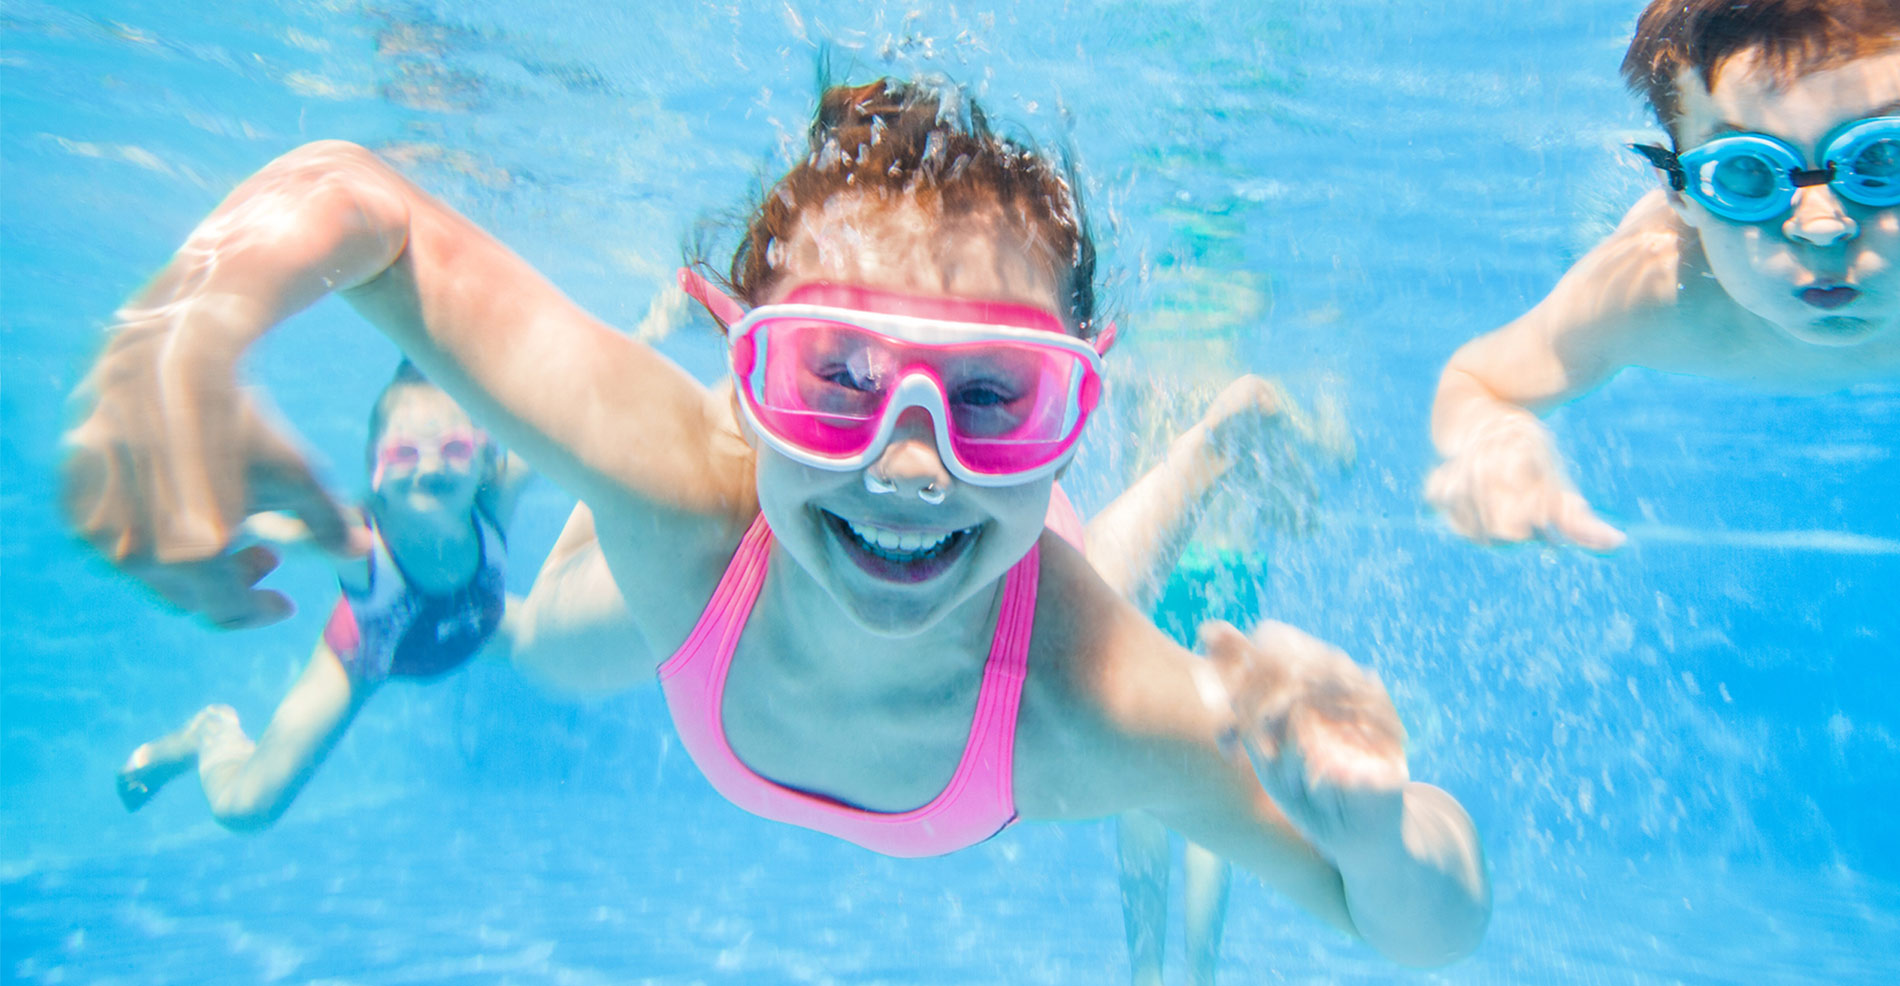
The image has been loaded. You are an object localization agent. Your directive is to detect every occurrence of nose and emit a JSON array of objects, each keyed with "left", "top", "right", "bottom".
[
  {"left": 1782, "top": 184, "right": 1859, "bottom": 246},
  {"left": 866, "top": 407, "right": 953, "bottom": 499}
]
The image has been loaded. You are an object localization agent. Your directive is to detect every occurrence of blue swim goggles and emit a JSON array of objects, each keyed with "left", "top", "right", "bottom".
[{"left": 1631, "top": 116, "right": 1900, "bottom": 223}]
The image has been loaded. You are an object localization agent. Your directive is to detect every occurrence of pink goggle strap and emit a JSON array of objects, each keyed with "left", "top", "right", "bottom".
[
  {"left": 679, "top": 268, "right": 746, "bottom": 329},
  {"left": 678, "top": 265, "right": 1116, "bottom": 358}
]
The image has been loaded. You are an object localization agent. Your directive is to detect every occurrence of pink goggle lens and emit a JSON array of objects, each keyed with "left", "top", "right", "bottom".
[
  {"left": 376, "top": 434, "right": 481, "bottom": 471},
  {"left": 736, "top": 317, "right": 1098, "bottom": 475}
]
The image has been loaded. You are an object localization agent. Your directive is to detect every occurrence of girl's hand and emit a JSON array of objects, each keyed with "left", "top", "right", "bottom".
[
  {"left": 1424, "top": 412, "right": 1624, "bottom": 551},
  {"left": 1195, "top": 374, "right": 1288, "bottom": 466},
  {"left": 1199, "top": 619, "right": 1409, "bottom": 861},
  {"left": 62, "top": 327, "right": 367, "bottom": 628}
]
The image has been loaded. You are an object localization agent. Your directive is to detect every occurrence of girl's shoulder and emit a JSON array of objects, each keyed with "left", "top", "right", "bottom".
[{"left": 1014, "top": 541, "right": 1223, "bottom": 819}]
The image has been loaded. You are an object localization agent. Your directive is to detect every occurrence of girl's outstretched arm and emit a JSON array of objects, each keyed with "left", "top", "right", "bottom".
[
  {"left": 1192, "top": 620, "right": 1490, "bottom": 966},
  {"left": 63, "top": 141, "right": 747, "bottom": 627},
  {"left": 1028, "top": 563, "right": 1490, "bottom": 968}
]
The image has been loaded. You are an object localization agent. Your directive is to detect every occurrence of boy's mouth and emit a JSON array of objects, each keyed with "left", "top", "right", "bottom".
[
  {"left": 821, "top": 510, "right": 976, "bottom": 584},
  {"left": 1799, "top": 285, "right": 1860, "bottom": 310}
]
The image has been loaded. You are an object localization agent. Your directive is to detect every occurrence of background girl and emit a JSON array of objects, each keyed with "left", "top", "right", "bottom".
[{"left": 115, "top": 364, "right": 530, "bottom": 830}]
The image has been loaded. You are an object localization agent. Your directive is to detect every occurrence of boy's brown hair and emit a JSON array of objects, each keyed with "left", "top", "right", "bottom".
[{"left": 1622, "top": 0, "right": 1900, "bottom": 140}]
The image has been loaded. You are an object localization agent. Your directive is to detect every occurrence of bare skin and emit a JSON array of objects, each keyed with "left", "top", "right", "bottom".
[
  {"left": 64, "top": 140, "right": 1488, "bottom": 966},
  {"left": 1429, "top": 49, "right": 1900, "bottom": 549},
  {"left": 1092, "top": 376, "right": 1280, "bottom": 986},
  {"left": 500, "top": 375, "right": 1290, "bottom": 985},
  {"left": 116, "top": 388, "right": 530, "bottom": 830}
]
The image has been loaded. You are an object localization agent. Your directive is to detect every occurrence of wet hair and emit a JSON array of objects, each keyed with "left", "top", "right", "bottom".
[
  {"left": 707, "top": 77, "right": 1101, "bottom": 337},
  {"left": 1622, "top": 0, "right": 1900, "bottom": 140},
  {"left": 365, "top": 360, "right": 432, "bottom": 469}
]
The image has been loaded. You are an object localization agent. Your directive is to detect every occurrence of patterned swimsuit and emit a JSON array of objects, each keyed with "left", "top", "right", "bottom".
[{"left": 321, "top": 509, "right": 507, "bottom": 684}]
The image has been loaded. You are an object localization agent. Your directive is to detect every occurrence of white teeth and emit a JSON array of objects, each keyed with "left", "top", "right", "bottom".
[{"left": 844, "top": 519, "right": 962, "bottom": 560}]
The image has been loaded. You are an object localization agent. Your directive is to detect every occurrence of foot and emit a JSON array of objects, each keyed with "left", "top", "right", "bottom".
[{"left": 116, "top": 705, "right": 240, "bottom": 812}]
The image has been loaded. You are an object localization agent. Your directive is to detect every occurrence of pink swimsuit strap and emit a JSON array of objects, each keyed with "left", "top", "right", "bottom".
[{"left": 658, "top": 504, "right": 1066, "bottom": 858}]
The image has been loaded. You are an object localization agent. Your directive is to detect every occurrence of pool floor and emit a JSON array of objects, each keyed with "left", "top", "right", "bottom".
[{"left": 5, "top": 788, "right": 1895, "bottom": 985}]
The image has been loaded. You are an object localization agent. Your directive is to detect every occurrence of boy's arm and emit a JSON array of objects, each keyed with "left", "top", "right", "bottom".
[
  {"left": 1427, "top": 192, "right": 1683, "bottom": 550},
  {"left": 1086, "top": 376, "right": 1286, "bottom": 611}
]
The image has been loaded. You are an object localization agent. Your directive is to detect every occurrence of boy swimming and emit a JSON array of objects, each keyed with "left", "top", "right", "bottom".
[{"left": 1428, "top": 0, "right": 1900, "bottom": 548}]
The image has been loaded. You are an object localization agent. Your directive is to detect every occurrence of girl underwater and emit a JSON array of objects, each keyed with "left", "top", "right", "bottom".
[
  {"left": 503, "top": 373, "right": 1288, "bottom": 985},
  {"left": 114, "top": 364, "right": 531, "bottom": 829},
  {"left": 63, "top": 77, "right": 1491, "bottom": 966}
]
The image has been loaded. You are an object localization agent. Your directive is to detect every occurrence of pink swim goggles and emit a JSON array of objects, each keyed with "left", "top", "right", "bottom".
[
  {"left": 371, "top": 429, "right": 486, "bottom": 489},
  {"left": 681, "top": 270, "right": 1114, "bottom": 485}
]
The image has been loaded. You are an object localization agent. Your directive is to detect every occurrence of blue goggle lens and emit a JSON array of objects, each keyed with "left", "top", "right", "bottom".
[
  {"left": 1681, "top": 134, "right": 1801, "bottom": 221},
  {"left": 1831, "top": 120, "right": 1900, "bottom": 207},
  {"left": 1711, "top": 154, "right": 1777, "bottom": 200}
]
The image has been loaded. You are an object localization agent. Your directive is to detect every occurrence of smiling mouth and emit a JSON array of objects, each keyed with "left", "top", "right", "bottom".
[
  {"left": 1800, "top": 285, "right": 1860, "bottom": 310},
  {"left": 822, "top": 510, "right": 976, "bottom": 583}
]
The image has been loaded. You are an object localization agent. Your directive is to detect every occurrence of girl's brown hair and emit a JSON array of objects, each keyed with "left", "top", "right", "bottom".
[
  {"left": 1622, "top": 0, "right": 1900, "bottom": 140},
  {"left": 712, "top": 77, "right": 1101, "bottom": 337}
]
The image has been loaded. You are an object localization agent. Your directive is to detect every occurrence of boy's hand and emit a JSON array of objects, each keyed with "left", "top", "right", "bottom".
[
  {"left": 61, "top": 326, "right": 368, "bottom": 628},
  {"left": 1200, "top": 619, "right": 1409, "bottom": 860},
  {"left": 1424, "top": 413, "right": 1624, "bottom": 551}
]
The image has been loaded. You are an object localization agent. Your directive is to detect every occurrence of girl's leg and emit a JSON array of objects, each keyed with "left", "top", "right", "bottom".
[
  {"left": 1116, "top": 811, "right": 1171, "bottom": 986},
  {"left": 1182, "top": 840, "right": 1233, "bottom": 986},
  {"left": 117, "top": 642, "right": 362, "bottom": 831},
  {"left": 118, "top": 705, "right": 235, "bottom": 811}
]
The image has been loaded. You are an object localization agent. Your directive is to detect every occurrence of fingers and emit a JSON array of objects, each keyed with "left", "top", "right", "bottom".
[
  {"left": 1427, "top": 445, "right": 1622, "bottom": 551},
  {"left": 245, "top": 406, "right": 367, "bottom": 558},
  {"left": 1550, "top": 489, "right": 1626, "bottom": 552},
  {"left": 1200, "top": 375, "right": 1291, "bottom": 459},
  {"left": 256, "top": 460, "right": 368, "bottom": 558},
  {"left": 1201, "top": 619, "right": 1297, "bottom": 759},
  {"left": 1215, "top": 374, "right": 1286, "bottom": 419},
  {"left": 61, "top": 424, "right": 142, "bottom": 560},
  {"left": 233, "top": 543, "right": 284, "bottom": 584},
  {"left": 130, "top": 547, "right": 295, "bottom": 629}
]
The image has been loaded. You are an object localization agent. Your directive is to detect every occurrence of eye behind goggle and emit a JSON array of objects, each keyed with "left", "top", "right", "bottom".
[
  {"left": 1828, "top": 117, "right": 1900, "bottom": 208},
  {"left": 1679, "top": 134, "right": 1805, "bottom": 222}
]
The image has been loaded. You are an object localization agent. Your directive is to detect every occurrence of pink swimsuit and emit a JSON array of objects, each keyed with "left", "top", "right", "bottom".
[{"left": 657, "top": 486, "right": 1085, "bottom": 858}]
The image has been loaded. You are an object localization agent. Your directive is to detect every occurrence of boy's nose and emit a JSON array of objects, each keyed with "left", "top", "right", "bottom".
[
  {"left": 868, "top": 407, "right": 953, "bottom": 499},
  {"left": 1782, "top": 185, "right": 1859, "bottom": 246}
]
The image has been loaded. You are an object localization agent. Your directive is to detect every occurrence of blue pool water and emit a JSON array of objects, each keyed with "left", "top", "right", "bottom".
[{"left": 4, "top": 1, "right": 1897, "bottom": 983}]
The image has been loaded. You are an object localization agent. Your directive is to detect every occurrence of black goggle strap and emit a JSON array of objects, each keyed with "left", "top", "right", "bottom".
[
  {"left": 1630, "top": 143, "right": 1686, "bottom": 191},
  {"left": 1791, "top": 164, "right": 1837, "bottom": 188}
]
